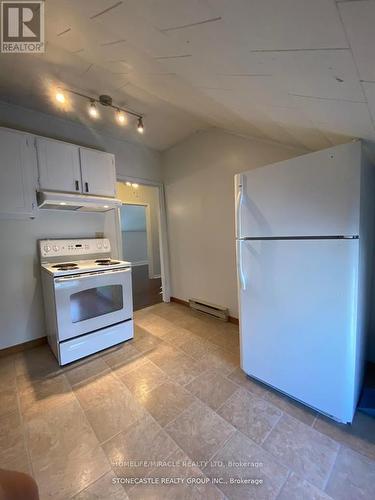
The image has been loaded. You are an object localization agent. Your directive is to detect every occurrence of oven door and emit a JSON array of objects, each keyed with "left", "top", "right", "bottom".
[{"left": 54, "top": 268, "right": 132, "bottom": 341}]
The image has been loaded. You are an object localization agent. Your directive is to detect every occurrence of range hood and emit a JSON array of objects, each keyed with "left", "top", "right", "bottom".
[{"left": 37, "top": 191, "right": 122, "bottom": 212}]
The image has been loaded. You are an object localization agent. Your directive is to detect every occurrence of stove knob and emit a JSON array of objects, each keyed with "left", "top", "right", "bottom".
[
  {"left": 103, "top": 241, "right": 108, "bottom": 249},
  {"left": 53, "top": 245, "right": 59, "bottom": 252},
  {"left": 97, "top": 242, "right": 102, "bottom": 249},
  {"left": 43, "top": 245, "right": 51, "bottom": 253}
]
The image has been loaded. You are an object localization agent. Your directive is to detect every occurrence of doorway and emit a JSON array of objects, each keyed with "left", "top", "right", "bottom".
[{"left": 117, "top": 181, "right": 165, "bottom": 311}]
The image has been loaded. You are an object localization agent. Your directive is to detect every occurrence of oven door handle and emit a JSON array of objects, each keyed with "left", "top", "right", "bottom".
[{"left": 54, "top": 267, "right": 131, "bottom": 282}]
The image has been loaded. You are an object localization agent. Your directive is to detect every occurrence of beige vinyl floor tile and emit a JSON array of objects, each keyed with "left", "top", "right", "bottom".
[
  {"left": 64, "top": 356, "right": 111, "bottom": 387},
  {"left": 0, "top": 409, "right": 24, "bottom": 452},
  {"left": 25, "top": 398, "right": 99, "bottom": 466},
  {"left": 186, "top": 368, "right": 238, "bottom": 410},
  {"left": 84, "top": 386, "right": 147, "bottom": 443},
  {"left": 0, "top": 356, "right": 17, "bottom": 391},
  {"left": 0, "top": 387, "right": 18, "bottom": 417},
  {"left": 19, "top": 373, "right": 75, "bottom": 420},
  {"left": 165, "top": 400, "right": 235, "bottom": 462},
  {"left": 278, "top": 472, "right": 333, "bottom": 500},
  {"left": 73, "top": 471, "right": 129, "bottom": 499},
  {"left": 33, "top": 445, "right": 111, "bottom": 500},
  {"left": 119, "top": 359, "right": 168, "bottom": 397},
  {"left": 325, "top": 446, "right": 375, "bottom": 500},
  {"left": 263, "top": 414, "right": 339, "bottom": 489},
  {"left": 0, "top": 303, "right": 373, "bottom": 500},
  {"left": 199, "top": 348, "right": 240, "bottom": 375},
  {"left": 73, "top": 372, "right": 125, "bottom": 410},
  {"left": 135, "top": 380, "right": 195, "bottom": 427},
  {"left": 102, "top": 414, "right": 178, "bottom": 489},
  {"left": 217, "top": 387, "right": 282, "bottom": 444},
  {"left": 204, "top": 430, "right": 289, "bottom": 500}
]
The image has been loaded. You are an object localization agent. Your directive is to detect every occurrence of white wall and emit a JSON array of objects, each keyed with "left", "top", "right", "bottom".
[
  {"left": 0, "top": 211, "right": 105, "bottom": 349},
  {"left": 117, "top": 182, "right": 161, "bottom": 277},
  {"left": 162, "top": 129, "right": 305, "bottom": 317},
  {"left": 0, "top": 101, "right": 162, "bottom": 349}
]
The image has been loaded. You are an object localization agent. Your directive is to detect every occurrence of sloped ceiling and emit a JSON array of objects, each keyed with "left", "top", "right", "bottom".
[{"left": 0, "top": 0, "right": 374, "bottom": 151}]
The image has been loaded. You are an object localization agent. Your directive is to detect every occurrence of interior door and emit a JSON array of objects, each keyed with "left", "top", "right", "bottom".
[
  {"left": 237, "top": 238, "right": 359, "bottom": 422},
  {"left": 79, "top": 148, "right": 116, "bottom": 197},
  {"left": 54, "top": 268, "right": 132, "bottom": 341},
  {"left": 36, "top": 137, "right": 82, "bottom": 193},
  {"left": 235, "top": 142, "right": 361, "bottom": 238}
]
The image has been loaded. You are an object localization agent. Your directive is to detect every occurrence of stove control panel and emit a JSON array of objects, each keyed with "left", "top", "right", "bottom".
[{"left": 39, "top": 238, "right": 111, "bottom": 258}]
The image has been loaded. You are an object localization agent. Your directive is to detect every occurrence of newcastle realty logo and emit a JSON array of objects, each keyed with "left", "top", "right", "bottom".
[{"left": 1, "top": 0, "right": 44, "bottom": 53}]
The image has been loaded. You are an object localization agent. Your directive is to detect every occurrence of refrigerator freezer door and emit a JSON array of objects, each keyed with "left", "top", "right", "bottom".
[
  {"left": 235, "top": 142, "right": 361, "bottom": 239},
  {"left": 237, "top": 238, "right": 359, "bottom": 423}
]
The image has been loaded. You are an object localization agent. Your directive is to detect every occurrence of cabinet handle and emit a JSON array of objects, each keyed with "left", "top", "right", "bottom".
[
  {"left": 75, "top": 180, "right": 79, "bottom": 191},
  {"left": 85, "top": 182, "right": 89, "bottom": 193}
]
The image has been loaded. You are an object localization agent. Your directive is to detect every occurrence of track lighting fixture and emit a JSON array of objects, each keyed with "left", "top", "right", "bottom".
[{"left": 53, "top": 87, "right": 144, "bottom": 133}]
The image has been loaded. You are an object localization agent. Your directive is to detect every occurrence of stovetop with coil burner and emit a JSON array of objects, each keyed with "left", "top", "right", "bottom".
[
  {"left": 39, "top": 238, "right": 131, "bottom": 277},
  {"left": 42, "top": 258, "right": 131, "bottom": 276}
]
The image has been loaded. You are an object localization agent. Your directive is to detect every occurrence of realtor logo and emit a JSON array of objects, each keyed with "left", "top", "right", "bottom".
[{"left": 1, "top": 1, "right": 44, "bottom": 53}]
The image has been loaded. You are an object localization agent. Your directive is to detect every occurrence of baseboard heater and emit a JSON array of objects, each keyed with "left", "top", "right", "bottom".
[{"left": 188, "top": 298, "right": 229, "bottom": 322}]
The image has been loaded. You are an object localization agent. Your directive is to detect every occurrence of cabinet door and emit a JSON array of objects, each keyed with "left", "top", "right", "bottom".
[
  {"left": 36, "top": 137, "right": 82, "bottom": 193},
  {"left": 0, "top": 128, "right": 37, "bottom": 218},
  {"left": 79, "top": 148, "right": 116, "bottom": 197}
]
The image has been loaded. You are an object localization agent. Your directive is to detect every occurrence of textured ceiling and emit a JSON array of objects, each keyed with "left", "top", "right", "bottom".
[{"left": 0, "top": 0, "right": 374, "bottom": 151}]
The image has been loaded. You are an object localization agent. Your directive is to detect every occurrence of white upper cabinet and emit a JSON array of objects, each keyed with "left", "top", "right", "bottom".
[
  {"left": 79, "top": 148, "right": 116, "bottom": 198},
  {"left": 36, "top": 137, "right": 117, "bottom": 198},
  {"left": 0, "top": 128, "right": 37, "bottom": 219},
  {"left": 36, "top": 137, "right": 82, "bottom": 194}
]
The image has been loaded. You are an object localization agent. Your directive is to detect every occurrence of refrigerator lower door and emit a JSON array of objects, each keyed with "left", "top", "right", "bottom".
[{"left": 237, "top": 238, "right": 359, "bottom": 423}]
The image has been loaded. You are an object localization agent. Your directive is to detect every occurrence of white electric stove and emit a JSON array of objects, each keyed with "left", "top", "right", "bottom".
[{"left": 40, "top": 238, "right": 134, "bottom": 365}]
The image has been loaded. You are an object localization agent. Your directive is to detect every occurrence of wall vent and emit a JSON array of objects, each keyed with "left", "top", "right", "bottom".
[{"left": 188, "top": 298, "right": 229, "bottom": 322}]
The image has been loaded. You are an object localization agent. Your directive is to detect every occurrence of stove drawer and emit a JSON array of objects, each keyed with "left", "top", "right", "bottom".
[{"left": 59, "top": 320, "right": 134, "bottom": 365}]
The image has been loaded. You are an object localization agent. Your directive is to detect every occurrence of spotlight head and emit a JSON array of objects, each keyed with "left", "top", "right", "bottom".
[
  {"left": 88, "top": 100, "right": 99, "bottom": 118},
  {"left": 116, "top": 108, "right": 126, "bottom": 125},
  {"left": 137, "top": 117, "right": 144, "bottom": 134},
  {"left": 55, "top": 90, "right": 65, "bottom": 103}
]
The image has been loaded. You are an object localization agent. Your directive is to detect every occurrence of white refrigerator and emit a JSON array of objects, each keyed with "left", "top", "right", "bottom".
[{"left": 235, "top": 141, "right": 374, "bottom": 423}]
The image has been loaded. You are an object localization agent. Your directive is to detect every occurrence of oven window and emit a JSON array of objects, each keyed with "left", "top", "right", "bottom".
[{"left": 70, "top": 285, "right": 123, "bottom": 323}]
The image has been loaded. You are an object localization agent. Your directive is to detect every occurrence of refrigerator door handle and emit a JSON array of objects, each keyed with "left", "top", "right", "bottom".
[
  {"left": 238, "top": 240, "right": 247, "bottom": 291},
  {"left": 236, "top": 174, "right": 244, "bottom": 238}
]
